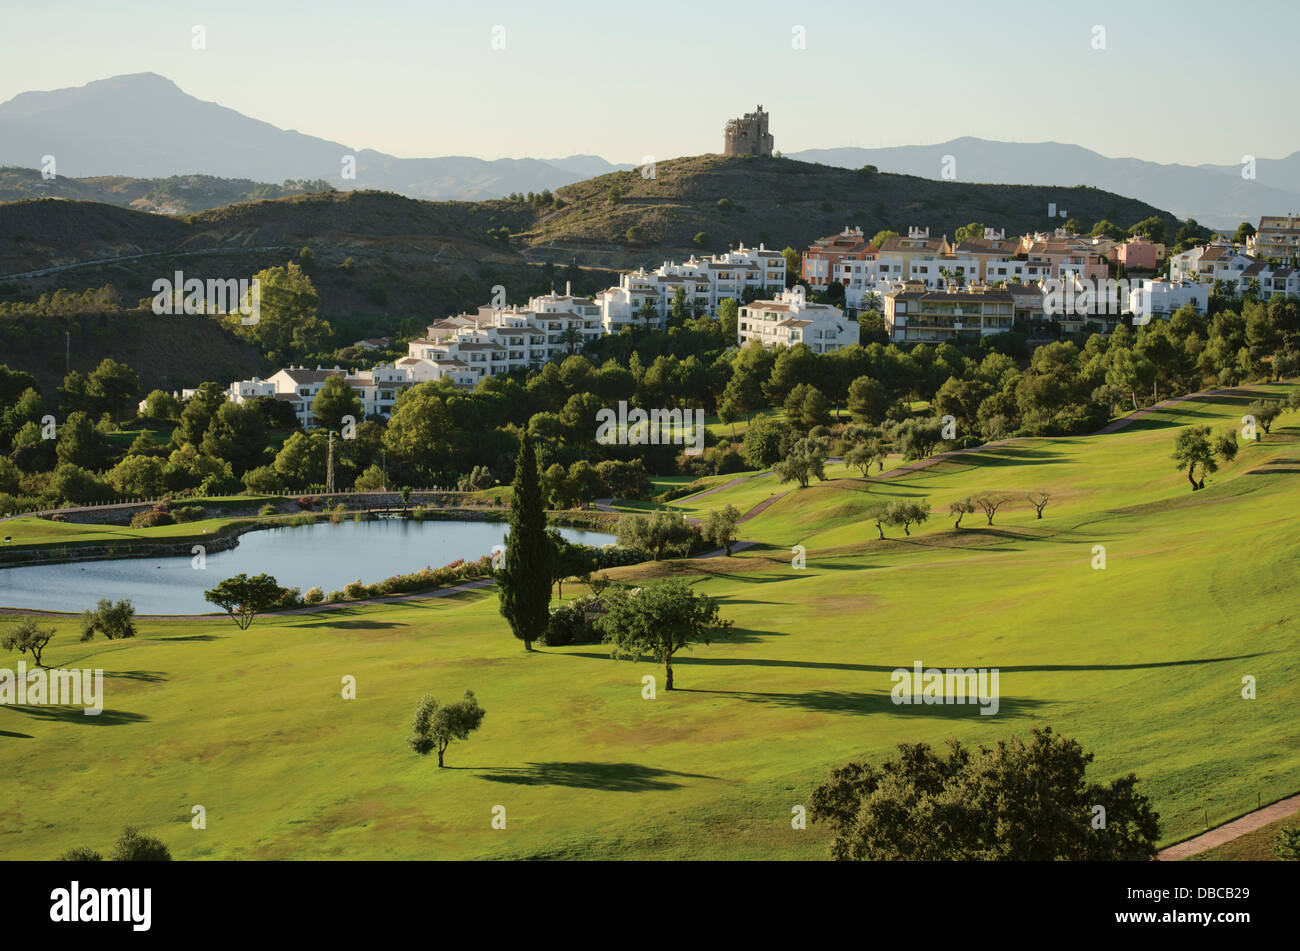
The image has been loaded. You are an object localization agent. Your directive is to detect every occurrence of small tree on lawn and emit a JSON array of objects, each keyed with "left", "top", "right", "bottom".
[
  {"left": 702, "top": 505, "right": 742, "bottom": 554},
  {"left": 973, "top": 493, "right": 1011, "bottom": 525},
  {"left": 949, "top": 498, "right": 976, "bottom": 529},
  {"left": 1027, "top": 491, "right": 1051, "bottom": 519},
  {"left": 79, "top": 598, "right": 137, "bottom": 642},
  {"left": 1246, "top": 399, "right": 1281, "bottom": 440},
  {"left": 885, "top": 499, "right": 930, "bottom": 536},
  {"left": 204, "top": 573, "right": 285, "bottom": 630},
  {"left": 864, "top": 502, "right": 888, "bottom": 540},
  {"left": 407, "top": 690, "right": 485, "bottom": 767},
  {"left": 773, "top": 437, "right": 828, "bottom": 488},
  {"left": 596, "top": 578, "right": 732, "bottom": 691},
  {"left": 2, "top": 617, "right": 55, "bottom": 668},
  {"left": 1171, "top": 426, "right": 1214, "bottom": 492}
]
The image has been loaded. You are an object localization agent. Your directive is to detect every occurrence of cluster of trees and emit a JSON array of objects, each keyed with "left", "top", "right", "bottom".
[
  {"left": 59, "top": 825, "right": 172, "bottom": 862},
  {"left": 503, "top": 189, "right": 557, "bottom": 206},
  {"left": 808, "top": 727, "right": 1161, "bottom": 860},
  {"left": 1170, "top": 394, "right": 1300, "bottom": 491},
  {"left": 493, "top": 434, "right": 733, "bottom": 699},
  {"left": 0, "top": 284, "right": 122, "bottom": 317}
]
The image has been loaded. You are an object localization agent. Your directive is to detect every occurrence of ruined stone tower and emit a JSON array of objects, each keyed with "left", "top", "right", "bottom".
[{"left": 723, "top": 105, "right": 774, "bottom": 157}]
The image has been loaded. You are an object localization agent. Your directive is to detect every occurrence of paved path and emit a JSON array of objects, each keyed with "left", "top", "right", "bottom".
[
  {"left": 1157, "top": 793, "right": 1300, "bottom": 861},
  {"left": 1, "top": 244, "right": 293, "bottom": 280}
]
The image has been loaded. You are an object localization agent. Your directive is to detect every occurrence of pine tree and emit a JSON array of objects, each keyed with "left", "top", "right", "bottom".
[{"left": 497, "top": 434, "right": 554, "bottom": 651}]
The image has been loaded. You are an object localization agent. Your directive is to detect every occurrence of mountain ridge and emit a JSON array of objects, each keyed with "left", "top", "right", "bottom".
[{"left": 1, "top": 73, "right": 1293, "bottom": 223}]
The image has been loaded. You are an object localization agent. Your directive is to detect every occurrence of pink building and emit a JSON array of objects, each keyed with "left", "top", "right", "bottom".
[{"left": 1113, "top": 237, "right": 1162, "bottom": 271}]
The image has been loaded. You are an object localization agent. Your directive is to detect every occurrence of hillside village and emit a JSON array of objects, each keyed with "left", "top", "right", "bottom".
[{"left": 216, "top": 212, "right": 1300, "bottom": 428}]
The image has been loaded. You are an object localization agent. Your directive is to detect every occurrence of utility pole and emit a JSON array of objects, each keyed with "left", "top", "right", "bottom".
[
  {"left": 65, "top": 332, "right": 70, "bottom": 375},
  {"left": 326, "top": 430, "right": 335, "bottom": 494}
]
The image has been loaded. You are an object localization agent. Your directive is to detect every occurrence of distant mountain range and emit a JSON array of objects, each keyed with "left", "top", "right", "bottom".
[
  {"left": 0, "top": 73, "right": 633, "bottom": 201},
  {"left": 0, "top": 73, "right": 1295, "bottom": 226}
]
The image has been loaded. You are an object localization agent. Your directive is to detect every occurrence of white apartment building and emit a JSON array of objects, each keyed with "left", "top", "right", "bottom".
[
  {"left": 1128, "top": 279, "right": 1209, "bottom": 324},
  {"left": 1238, "top": 261, "right": 1300, "bottom": 298},
  {"left": 602, "top": 244, "right": 786, "bottom": 324},
  {"left": 737, "top": 289, "right": 856, "bottom": 353},
  {"left": 405, "top": 287, "right": 602, "bottom": 381},
  {"left": 228, "top": 364, "right": 416, "bottom": 427},
  {"left": 1169, "top": 242, "right": 1300, "bottom": 298},
  {"left": 1170, "top": 242, "right": 1255, "bottom": 284}
]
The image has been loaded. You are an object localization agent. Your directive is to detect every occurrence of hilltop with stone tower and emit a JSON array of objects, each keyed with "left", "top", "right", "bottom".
[{"left": 723, "top": 105, "right": 774, "bottom": 157}]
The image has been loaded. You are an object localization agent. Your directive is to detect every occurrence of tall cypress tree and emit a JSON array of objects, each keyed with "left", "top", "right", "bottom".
[{"left": 497, "top": 433, "right": 554, "bottom": 651}]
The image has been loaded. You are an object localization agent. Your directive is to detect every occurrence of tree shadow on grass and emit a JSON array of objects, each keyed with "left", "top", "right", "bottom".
[
  {"left": 293, "top": 619, "right": 402, "bottom": 630},
  {"left": 662, "top": 651, "right": 1270, "bottom": 675},
  {"left": 0, "top": 706, "right": 149, "bottom": 725},
  {"left": 163, "top": 634, "right": 220, "bottom": 641},
  {"left": 960, "top": 447, "right": 1066, "bottom": 468},
  {"left": 475, "top": 761, "right": 720, "bottom": 791},
  {"left": 1110, "top": 408, "right": 1220, "bottom": 433},
  {"left": 0, "top": 729, "right": 33, "bottom": 738},
  {"left": 675, "top": 687, "right": 1049, "bottom": 718},
  {"left": 103, "top": 670, "right": 168, "bottom": 683}
]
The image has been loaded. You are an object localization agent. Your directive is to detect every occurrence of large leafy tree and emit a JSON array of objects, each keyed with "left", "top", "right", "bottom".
[
  {"left": 175, "top": 382, "right": 229, "bottom": 447},
  {"left": 596, "top": 578, "right": 732, "bottom": 691},
  {"left": 201, "top": 402, "right": 268, "bottom": 477},
  {"left": 496, "top": 434, "right": 554, "bottom": 651},
  {"left": 86, "top": 358, "right": 139, "bottom": 425},
  {"left": 382, "top": 382, "right": 467, "bottom": 482},
  {"left": 809, "top": 726, "right": 1160, "bottom": 861},
  {"left": 847, "top": 375, "right": 890, "bottom": 425},
  {"left": 272, "top": 432, "right": 327, "bottom": 489},
  {"left": 312, "top": 375, "right": 364, "bottom": 430},
  {"left": 55, "top": 411, "right": 111, "bottom": 470},
  {"left": 238, "top": 262, "right": 330, "bottom": 362}
]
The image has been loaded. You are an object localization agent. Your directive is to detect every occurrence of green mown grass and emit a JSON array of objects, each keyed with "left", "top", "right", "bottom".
[
  {"left": 1187, "top": 814, "right": 1298, "bottom": 861},
  {"left": 0, "top": 385, "right": 1297, "bottom": 859}
]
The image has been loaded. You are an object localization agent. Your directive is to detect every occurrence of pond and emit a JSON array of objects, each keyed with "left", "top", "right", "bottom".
[{"left": 0, "top": 518, "right": 616, "bottom": 616}]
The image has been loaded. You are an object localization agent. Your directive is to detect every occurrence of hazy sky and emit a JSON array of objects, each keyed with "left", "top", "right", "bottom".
[{"left": 2, "top": 0, "right": 1297, "bottom": 165}]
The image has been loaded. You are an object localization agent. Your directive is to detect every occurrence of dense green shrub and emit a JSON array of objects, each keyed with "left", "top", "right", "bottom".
[
  {"left": 540, "top": 596, "right": 604, "bottom": 646},
  {"left": 130, "top": 506, "right": 175, "bottom": 528}
]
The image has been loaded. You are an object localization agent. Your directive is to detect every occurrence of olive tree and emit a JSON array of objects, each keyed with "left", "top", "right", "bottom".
[
  {"left": 2, "top": 617, "right": 56, "bottom": 668},
  {"left": 407, "top": 690, "right": 486, "bottom": 767},
  {"left": 596, "top": 578, "right": 732, "bottom": 691}
]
